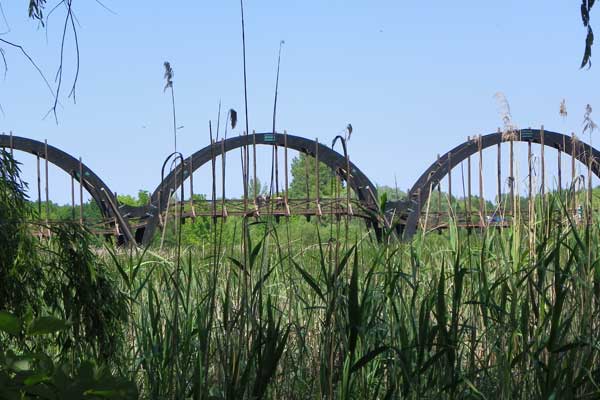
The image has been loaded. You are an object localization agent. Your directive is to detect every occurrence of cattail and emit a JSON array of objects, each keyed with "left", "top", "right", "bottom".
[
  {"left": 163, "top": 61, "right": 177, "bottom": 153},
  {"left": 230, "top": 109, "right": 238, "bottom": 130},
  {"left": 583, "top": 104, "right": 597, "bottom": 134},
  {"left": 494, "top": 92, "right": 518, "bottom": 136},
  {"left": 560, "top": 99, "right": 568, "bottom": 119},
  {"left": 346, "top": 123, "right": 353, "bottom": 140},
  {"left": 163, "top": 62, "right": 173, "bottom": 92}
]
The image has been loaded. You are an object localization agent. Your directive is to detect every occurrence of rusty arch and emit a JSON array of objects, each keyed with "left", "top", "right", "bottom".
[
  {"left": 391, "top": 128, "right": 600, "bottom": 241},
  {"left": 0, "top": 134, "right": 133, "bottom": 242},
  {"left": 139, "top": 132, "right": 380, "bottom": 245}
]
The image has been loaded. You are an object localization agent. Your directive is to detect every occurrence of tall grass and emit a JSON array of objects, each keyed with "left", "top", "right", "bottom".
[
  {"left": 100, "top": 191, "right": 600, "bottom": 399},
  {"left": 2, "top": 146, "right": 600, "bottom": 398}
]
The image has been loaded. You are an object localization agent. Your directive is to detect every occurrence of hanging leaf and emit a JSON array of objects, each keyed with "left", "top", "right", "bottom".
[
  {"left": 582, "top": 1, "right": 590, "bottom": 27},
  {"left": 581, "top": 27, "right": 594, "bottom": 68},
  {"left": 581, "top": 0, "right": 595, "bottom": 68},
  {"left": 28, "top": 0, "right": 47, "bottom": 23},
  {"left": 583, "top": 103, "right": 597, "bottom": 135}
]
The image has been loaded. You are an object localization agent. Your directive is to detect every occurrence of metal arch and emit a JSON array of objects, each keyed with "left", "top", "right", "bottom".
[
  {"left": 140, "top": 132, "right": 380, "bottom": 245},
  {"left": 393, "top": 128, "right": 600, "bottom": 241},
  {"left": 0, "top": 134, "right": 134, "bottom": 243}
]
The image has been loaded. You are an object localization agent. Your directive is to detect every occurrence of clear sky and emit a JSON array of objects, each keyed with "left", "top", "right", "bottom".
[{"left": 1, "top": 1, "right": 599, "bottom": 204}]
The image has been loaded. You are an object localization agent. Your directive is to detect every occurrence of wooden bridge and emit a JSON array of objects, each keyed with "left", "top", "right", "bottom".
[{"left": 3, "top": 127, "right": 600, "bottom": 245}]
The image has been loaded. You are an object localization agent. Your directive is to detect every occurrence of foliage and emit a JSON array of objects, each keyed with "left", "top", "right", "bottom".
[
  {"left": 5, "top": 149, "right": 600, "bottom": 398},
  {"left": 289, "top": 154, "right": 340, "bottom": 199},
  {"left": 118, "top": 190, "right": 150, "bottom": 207},
  {"left": 0, "top": 312, "right": 138, "bottom": 399},
  {"left": 29, "top": 199, "right": 103, "bottom": 222},
  {"left": 41, "top": 225, "right": 129, "bottom": 363},
  {"left": 248, "top": 177, "right": 268, "bottom": 197},
  {"left": 375, "top": 185, "right": 405, "bottom": 202},
  {"left": 0, "top": 150, "right": 45, "bottom": 316},
  {"left": 0, "top": 150, "right": 128, "bottom": 366},
  {"left": 100, "top": 196, "right": 600, "bottom": 398}
]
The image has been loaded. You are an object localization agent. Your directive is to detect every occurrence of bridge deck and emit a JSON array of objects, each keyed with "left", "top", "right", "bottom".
[
  {"left": 25, "top": 203, "right": 596, "bottom": 240},
  {"left": 162, "top": 197, "right": 371, "bottom": 220},
  {"left": 417, "top": 208, "right": 592, "bottom": 231}
]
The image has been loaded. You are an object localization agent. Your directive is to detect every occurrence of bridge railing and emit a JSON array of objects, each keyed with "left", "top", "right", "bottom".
[
  {"left": 418, "top": 207, "right": 595, "bottom": 232},
  {"left": 158, "top": 197, "right": 369, "bottom": 221}
]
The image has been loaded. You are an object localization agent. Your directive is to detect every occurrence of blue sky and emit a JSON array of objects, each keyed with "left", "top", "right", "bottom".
[{"left": 1, "top": 1, "right": 599, "bottom": 204}]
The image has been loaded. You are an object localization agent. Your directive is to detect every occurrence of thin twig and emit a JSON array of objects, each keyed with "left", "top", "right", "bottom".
[
  {"left": 94, "top": 0, "right": 117, "bottom": 15},
  {"left": 50, "top": 0, "right": 75, "bottom": 123},
  {"left": 270, "top": 40, "right": 284, "bottom": 196},
  {"left": 216, "top": 99, "right": 222, "bottom": 141},
  {"left": 0, "top": 38, "right": 54, "bottom": 97},
  {"left": 0, "top": 1, "right": 10, "bottom": 35},
  {"left": 67, "top": 2, "right": 80, "bottom": 101},
  {"left": 240, "top": 0, "right": 249, "bottom": 138}
]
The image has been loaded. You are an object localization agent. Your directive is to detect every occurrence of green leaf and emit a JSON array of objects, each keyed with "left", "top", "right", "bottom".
[
  {"left": 380, "top": 191, "right": 388, "bottom": 212},
  {"left": 292, "top": 259, "right": 325, "bottom": 303},
  {"left": 27, "top": 316, "right": 69, "bottom": 336},
  {"left": 7, "top": 355, "right": 32, "bottom": 372},
  {"left": 351, "top": 346, "right": 388, "bottom": 373},
  {"left": 24, "top": 373, "right": 51, "bottom": 386},
  {"left": 348, "top": 247, "right": 360, "bottom": 357},
  {"left": 0, "top": 311, "right": 21, "bottom": 336},
  {"left": 84, "top": 390, "right": 120, "bottom": 397}
]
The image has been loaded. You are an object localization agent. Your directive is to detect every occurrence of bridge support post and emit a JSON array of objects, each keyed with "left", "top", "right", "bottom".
[
  {"left": 558, "top": 143, "right": 562, "bottom": 194},
  {"left": 315, "top": 138, "right": 322, "bottom": 218},
  {"left": 71, "top": 172, "right": 75, "bottom": 220},
  {"left": 497, "top": 135, "right": 501, "bottom": 211},
  {"left": 221, "top": 139, "right": 227, "bottom": 221},
  {"left": 284, "top": 131, "right": 290, "bottom": 217},
  {"left": 478, "top": 135, "right": 484, "bottom": 228},
  {"left": 510, "top": 136, "right": 514, "bottom": 220},
  {"left": 79, "top": 157, "right": 84, "bottom": 226},
  {"left": 253, "top": 131, "right": 258, "bottom": 214},
  {"left": 467, "top": 137, "right": 472, "bottom": 229},
  {"left": 572, "top": 132, "right": 576, "bottom": 215},
  {"left": 540, "top": 126, "right": 545, "bottom": 210},
  {"left": 210, "top": 127, "right": 217, "bottom": 224},
  {"left": 189, "top": 155, "right": 196, "bottom": 221},
  {"left": 437, "top": 154, "right": 442, "bottom": 227},
  {"left": 36, "top": 154, "right": 42, "bottom": 216},
  {"left": 587, "top": 137, "right": 593, "bottom": 224},
  {"left": 528, "top": 140, "right": 533, "bottom": 232},
  {"left": 44, "top": 140, "right": 50, "bottom": 237},
  {"left": 345, "top": 138, "right": 353, "bottom": 218},
  {"left": 448, "top": 152, "right": 452, "bottom": 208}
]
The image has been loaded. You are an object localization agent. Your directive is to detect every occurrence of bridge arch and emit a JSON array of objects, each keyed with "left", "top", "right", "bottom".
[
  {"left": 0, "top": 134, "right": 133, "bottom": 242},
  {"left": 139, "top": 132, "right": 380, "bottom": 244},
  {"left": 394, "top": 128, "right": 600, "bottom": 241}
]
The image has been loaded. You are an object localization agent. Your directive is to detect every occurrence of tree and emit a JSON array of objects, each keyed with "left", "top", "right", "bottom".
[
  {"left": 288, "top": 154, "right": 338, "bottom": 199},
  {"left": 0, "top": 149, "right": 129, "bottom": 364},
  {"left": 117, "top": 190, "right": 151, "bottom": 207},
  {"left": 159, "top": 193, "right": 211, "bottom": 247},
  {"left": 248, "top": 177, "right": 268, "bottom": 198},
  {"left": 376, "top": 185, "right": 406, "bottom": 202}
]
